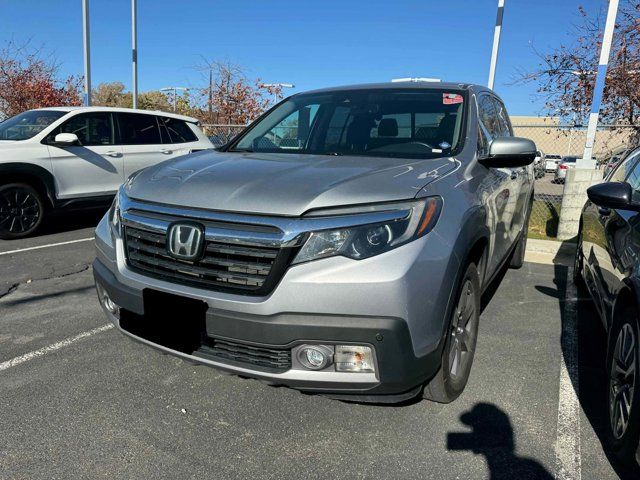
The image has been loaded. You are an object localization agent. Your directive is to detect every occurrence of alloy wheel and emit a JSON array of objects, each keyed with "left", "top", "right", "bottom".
[
  {"left": 609, "top": 323, "right": 637, "bottom": 439},
  {"left": 449, "top": 278, "right": 476, "bottom": 381},
  {"left": 0, "top": 186, "right": 41, "bottom": 235}
]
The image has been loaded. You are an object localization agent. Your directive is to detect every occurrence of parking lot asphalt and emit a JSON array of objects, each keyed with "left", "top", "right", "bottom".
[{"left": 0, "top": 212, "right": 638, "bottom": 480}]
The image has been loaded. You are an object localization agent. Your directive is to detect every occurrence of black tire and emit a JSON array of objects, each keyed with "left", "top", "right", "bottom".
[
  {"left": 0, "top": 183, "right": 45, "bottom": 240},
  {"left": 606, "top": 303, "right": 640, "bottom": 465},
  {"left": 510, "top": 206, "right": 531, "bottom": 269},
  {"left": 423, "top": 262, "right": 481, "bottom": 403}
]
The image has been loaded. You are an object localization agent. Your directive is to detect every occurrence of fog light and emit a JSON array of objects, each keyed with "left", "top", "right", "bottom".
[
  {"left": 96, "top": 283, "right": 120, "bottom": 319},
  {"left": 335, "top": 345, "right": 374, "bottom": 372},
  {"left": 297, "top": 345, "right": 332, "bottom": 370}
]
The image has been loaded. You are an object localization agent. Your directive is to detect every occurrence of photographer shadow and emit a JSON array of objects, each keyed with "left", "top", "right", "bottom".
[{"left": 448, "top": 403, "right": 553, "bottom": 480}]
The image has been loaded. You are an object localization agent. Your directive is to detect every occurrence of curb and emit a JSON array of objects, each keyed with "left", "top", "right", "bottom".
[{"left": 525, "top": 238, "right": 575, "bottom": 266}]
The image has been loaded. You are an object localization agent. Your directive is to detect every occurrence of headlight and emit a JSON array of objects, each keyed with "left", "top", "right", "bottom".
[
  {"left": 108, "top": 189, "right": 122, "bottom": 235},
  {"left": 292, "top": 197, "right": 442, "bottom": 264}
]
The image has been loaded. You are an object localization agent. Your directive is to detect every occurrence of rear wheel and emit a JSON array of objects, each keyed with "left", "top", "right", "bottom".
[
  {"left": 0, "top": 183, "right": 45, "bottom": 239},
  {"left": 607, "top": 304, "right": 640, "bottom": 465},
  {"left": 423, "top": 262, "right": 480, "bottom": 403}
]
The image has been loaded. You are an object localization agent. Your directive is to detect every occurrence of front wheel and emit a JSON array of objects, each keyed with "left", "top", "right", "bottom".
[
  {"left": 423, "top": 262, "right": 480, "bottom": 403},
  {"left": 607, "top": 304, "right": 640, "bottom": 465},
  {"left": 0, "top": 183, "right": 45, "bottom": 240}
]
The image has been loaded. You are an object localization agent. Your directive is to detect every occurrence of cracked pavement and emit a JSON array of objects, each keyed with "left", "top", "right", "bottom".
[{"left": 0, "top": 214, "right": 635, "bottom": 479}]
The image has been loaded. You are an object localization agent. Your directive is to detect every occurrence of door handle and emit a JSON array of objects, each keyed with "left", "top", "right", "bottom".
[
  {"left": 104, "top": 151, "right": 120, "bottom": 158},
  {"left": 159, "top": 149, "right": 172, "bottom": 154}
]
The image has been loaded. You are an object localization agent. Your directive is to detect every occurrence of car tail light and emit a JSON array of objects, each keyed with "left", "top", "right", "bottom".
[{"left": 559, "top": 164, "right": 568, "bottom": 170}]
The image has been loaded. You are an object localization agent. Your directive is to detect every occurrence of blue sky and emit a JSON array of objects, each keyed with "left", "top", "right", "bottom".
[{"left": 0, "top": 0, "right": 606, "bottom": 115}]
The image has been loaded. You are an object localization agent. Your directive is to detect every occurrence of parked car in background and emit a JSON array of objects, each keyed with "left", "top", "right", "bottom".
[
  {"left": 555, "top": 156, "right": 578, "bottom": 182},
  {"left": 94, "top": 82, "right": 536, "bottom": 404},
  {"left": 533, "top": 150, "right": 546, "bottom": 179},
  {"left": 575, "top": 145, "right": 640, "bottom": 466},
  {"left": 0, "top": 107, "right": 213, "bottom": 239},
  {"left": 545, "top": 153, "right": 562, "bottom": 172}
]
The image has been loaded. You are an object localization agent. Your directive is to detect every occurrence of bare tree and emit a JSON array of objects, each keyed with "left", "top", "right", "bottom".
[
  {"left": 193, "top": 59, "right": 282, "bottom": 124},
  {"left": 513, "top": 0, "right": 640, "bottom": 131}
]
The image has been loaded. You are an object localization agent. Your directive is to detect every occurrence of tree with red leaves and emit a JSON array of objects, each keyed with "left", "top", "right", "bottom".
[
  {"left": 195, "top": 60, "right": 282, "bottom": 124},
  {"left": 0, "top": 42, "right": 81, "bottom": 120},
  {"left": 514, "top": 0, "right": 640, "bottom": 131}
]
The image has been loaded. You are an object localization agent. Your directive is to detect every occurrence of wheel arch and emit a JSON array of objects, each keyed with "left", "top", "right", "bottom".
[
  {"left": 611, "top": 279, "right": 640, "bottom": 330},
  {"left": 452, "top": 206, "right": 491, "bottom": 288},
  {"left": 0, "top": 163, "right": 56, "bottom": 208}
]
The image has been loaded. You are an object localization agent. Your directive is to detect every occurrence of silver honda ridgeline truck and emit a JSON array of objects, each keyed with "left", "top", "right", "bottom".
[{"left": 93, "top": 82, "right": 535, "bottom": 403}]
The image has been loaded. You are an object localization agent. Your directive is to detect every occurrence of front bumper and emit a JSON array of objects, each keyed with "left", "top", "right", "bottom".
[{"left": 94, "top": 258, "right": 443, "bottom": 400}]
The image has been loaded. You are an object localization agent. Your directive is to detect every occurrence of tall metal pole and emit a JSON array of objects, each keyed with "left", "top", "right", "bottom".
[
  {"left": 131, "top": 0, "right": 138, "bottom": 109},
  {"left": 82, "top": 0, "right": 91, "bottom": 106},
  {"left": 579, "top": 0, "right": 619, "bottom": 169},
  {"left": 487, "top": 0, "right": 505, "bottom": 90}
]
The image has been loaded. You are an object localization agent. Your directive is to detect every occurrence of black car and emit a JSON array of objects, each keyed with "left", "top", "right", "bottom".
[{"left": 575, "top": 146, "right": 640, "bottom": 465}]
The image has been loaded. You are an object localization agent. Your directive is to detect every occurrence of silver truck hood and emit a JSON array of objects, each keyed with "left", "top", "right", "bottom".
[{"left": 126, "top": 150, "right": 457, "bottom": 216}]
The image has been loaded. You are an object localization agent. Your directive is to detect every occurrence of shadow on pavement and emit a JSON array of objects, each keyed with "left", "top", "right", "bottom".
[
  {"left": 447, "top": 402, "right": 553, "bottom": 479},
  {"left": 535, "top": 239, "right": 640, "bottom": 479}
]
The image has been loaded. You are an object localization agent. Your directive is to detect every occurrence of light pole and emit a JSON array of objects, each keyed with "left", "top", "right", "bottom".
[
  {"left": 579, "top": 0, "right": 619, "bottom": 169},
  {"left": 82, "top": 0, "right": 91, "bottom": 106},
  {"left": 160, "top": 87, "right": 188, "bottom": 112},
  {"left": 131, "top": 0, "right": 138, "bottom": 109},
  {"left": 261, "top": 83, "right": 295, "bottom": 104},
  {"left": 487, "top": 0, "right": 505, "bottom": 90}
]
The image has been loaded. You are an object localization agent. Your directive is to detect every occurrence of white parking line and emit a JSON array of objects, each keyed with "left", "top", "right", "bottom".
[
  {"left": 0, "top": 237, "right": 93, "bottom": 256},
  {"left": 554, "top": 270, "right": 581, "bottom": 480},
  {"left": 0, "top": 324, "right": 113, "bottom": 372}
]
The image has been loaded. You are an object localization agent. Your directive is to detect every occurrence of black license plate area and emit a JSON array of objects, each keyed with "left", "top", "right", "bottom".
[{"left": 119, "top": 289, "right": 207, "bottom": 354}]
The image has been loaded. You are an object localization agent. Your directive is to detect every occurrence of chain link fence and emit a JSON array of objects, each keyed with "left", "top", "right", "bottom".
[
  {"left": 512, "top": 122, "right": 638, "bottom": 240},
  {"left": 201, "top": 124, "right": 247, "bottom": 147}
]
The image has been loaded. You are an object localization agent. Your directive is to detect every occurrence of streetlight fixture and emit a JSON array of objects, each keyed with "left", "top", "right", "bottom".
[
  {"left": 260, "top": 83, "right": 295, "bottom": 104},
  {"left": 160, "top": 87, "right": 188, "bottom": 112}
]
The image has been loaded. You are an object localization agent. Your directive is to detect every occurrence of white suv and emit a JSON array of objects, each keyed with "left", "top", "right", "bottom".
[{"left": 0, "top": 107, "right": 213, "bottom": 239}]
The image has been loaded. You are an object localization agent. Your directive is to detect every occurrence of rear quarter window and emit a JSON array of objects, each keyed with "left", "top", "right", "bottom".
[{"left": 161, "top": 118, "right": 198, "bottom": 143}]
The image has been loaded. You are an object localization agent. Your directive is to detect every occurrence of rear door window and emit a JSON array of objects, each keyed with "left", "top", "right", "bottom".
[{"left": 118, "top": 113, "right": 162, "bottom": 145}]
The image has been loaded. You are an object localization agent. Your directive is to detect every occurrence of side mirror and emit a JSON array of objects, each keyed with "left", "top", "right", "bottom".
[
  {"left": 587, "top": 182, "right": 640, "bottom": 211},
  {"left": 479, "top": 137, "right": 536, "bottom": 168},
  {"left": 54, "top": 133, "right": 80, "bottom": 146}
]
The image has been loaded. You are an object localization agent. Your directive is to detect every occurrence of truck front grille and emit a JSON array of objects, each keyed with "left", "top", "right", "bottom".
[{"left": 124, "top": 226, "right": 288, "bottom": 294}]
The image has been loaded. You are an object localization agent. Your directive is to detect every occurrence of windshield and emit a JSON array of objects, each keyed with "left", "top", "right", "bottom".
[
  {"left": 231, "top": 88, "right": 466, "bottom": 159},
  {"left": 0, "top": 110, "right": 66, "bottom": 141}
]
